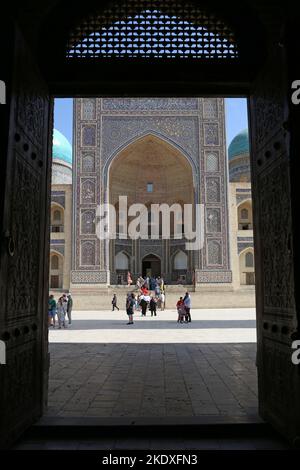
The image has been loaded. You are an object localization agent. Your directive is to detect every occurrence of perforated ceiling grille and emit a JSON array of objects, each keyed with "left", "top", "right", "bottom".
[{"left": 66, "top": 0, "right": 239, "bottom": 59}]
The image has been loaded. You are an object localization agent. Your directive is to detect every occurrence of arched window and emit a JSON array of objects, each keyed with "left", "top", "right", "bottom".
[
  {"left": 81, "top": 241, "right": 96, "bottom": 266},
  {"left": 53, "top": 209, "right": 61, "bottom": 223},
  {"left": 245, "top": 251, "right": 254, "bottom": 267},
  {"left": 115, "top": 252, "right": 129, "bottom": 270},
  {"left": 51, "top": 255, "right": 59, "bottom": 270},
  {"left": 238, "top": 202, "right": 252, "bottom": 230},
  {"left": 241, "top": 208, "right": 249, "bottom": 220},
  {"left": 51, "top": 207, "right": 64, "bottom": 232},
  {"left": 174, "top": 251, "right": 188, "bottom": 270}
]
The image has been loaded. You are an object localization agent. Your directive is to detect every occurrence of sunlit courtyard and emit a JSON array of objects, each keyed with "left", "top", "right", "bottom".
[{"left": 47, "top": 308, "right": 258, "bottom": 419}]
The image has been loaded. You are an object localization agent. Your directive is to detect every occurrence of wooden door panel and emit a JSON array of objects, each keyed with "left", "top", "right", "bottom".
[
  {"left": 0, "top": 26, "right": 52, "bottom": 448},
  {"left": 249, "top": 37, "right": 300, "bottom": 443}
]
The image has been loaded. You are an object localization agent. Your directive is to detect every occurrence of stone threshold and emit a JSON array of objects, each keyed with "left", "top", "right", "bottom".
[{"left": 26, "top": 415, "right": 276, "bottom": 440}]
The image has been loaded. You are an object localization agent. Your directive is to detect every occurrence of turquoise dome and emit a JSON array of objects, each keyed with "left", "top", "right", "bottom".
[
  {"left": 228, "top": 129, "right": 249, "bottom": 160},
  {"left": 52, "top": 129, "right": 72, "bottom": 165}
]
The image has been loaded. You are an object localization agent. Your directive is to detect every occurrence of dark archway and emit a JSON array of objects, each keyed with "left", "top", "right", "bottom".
[{"left": 142, "top": 254, "right": 161, "bottom": 278}]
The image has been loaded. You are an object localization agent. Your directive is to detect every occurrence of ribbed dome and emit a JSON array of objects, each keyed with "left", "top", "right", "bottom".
[
  {"left": 228, "top": 128, "right": 250, "bottom": 182},
  {"left": 52, "top": 129, "right": 72, "bottom": 165},
  {"left": 228, "top": 129, "right": 249, "bottom": 160}
]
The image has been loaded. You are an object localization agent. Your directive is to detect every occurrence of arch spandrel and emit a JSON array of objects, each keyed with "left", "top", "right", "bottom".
[{"left": 101, "top": 117, "right": 200, "bottom": 179}]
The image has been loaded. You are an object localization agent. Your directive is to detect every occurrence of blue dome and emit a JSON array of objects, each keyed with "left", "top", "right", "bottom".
[
  {"left": 52, "top": 129, "right": 72, "bottom": 165},
  {"left": 228, "top": 129, "right": 249, "bottom": 160}
]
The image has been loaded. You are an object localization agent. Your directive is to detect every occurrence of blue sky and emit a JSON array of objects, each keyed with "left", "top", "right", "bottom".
[{"left": 54, "top": 98, "right": 248, "bottom": 148}]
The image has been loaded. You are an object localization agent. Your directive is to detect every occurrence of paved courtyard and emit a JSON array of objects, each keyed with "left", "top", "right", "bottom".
[{"left": 47, "top": 308, "right": 258, "bottom": 419}]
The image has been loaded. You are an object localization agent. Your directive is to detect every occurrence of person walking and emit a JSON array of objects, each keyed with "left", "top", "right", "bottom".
[
  {"left": 127, "top": 271, "right": 133, "bottom": 287},
  {"left": 57, "top": 294, "right": 68, "bottom": 329},
  {"left": 139, "top": 294, "right": 148, "bottom": 316},
  {"left": 149, "top": 276, "right": 156, "bottom": 291},
  {"left": 150, "top": 296, "right": 157, "bottom": 317},
  {"left": 112, "top": 293, "right": 119, "bottom": 311},
  {"left": 126, "top": 292, "right": 135, "bottom": 325},
  {"left": 155, "top": 282, "right": 161, "bottom": 296},
  {"left": 48, "top": 295, "right": 57, "bottom": 328},
  {"left": 183, "top": 291, "right": 192, "bottom": 323},
  {"left": 67, "top": 293, "right": 73, "bottom": 325},
  {"left": 160, "top": 291, "right": 165, "bottom": 311}
]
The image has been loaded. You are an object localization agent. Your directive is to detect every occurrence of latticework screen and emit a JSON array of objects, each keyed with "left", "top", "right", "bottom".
[{"left": 66, "top": 0, "right": 238, "bottom": 59}]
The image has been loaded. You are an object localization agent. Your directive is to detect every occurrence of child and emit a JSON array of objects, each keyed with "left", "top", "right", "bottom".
[
  {"left": 176, "top": 297, "right": 185, "bottom": 323},
  {"left": 150, "top": 296, "right": 157, "bottom": 317},
  {"left": 112, "top": 293, "right": 119, "bottom": 311}
]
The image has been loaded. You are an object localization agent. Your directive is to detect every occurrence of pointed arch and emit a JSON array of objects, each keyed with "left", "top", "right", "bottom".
[
  {"left": 237, "top": 199, "right": 253, "bottom": 230},
  {"left": 239, "top": 247, "right": 255, "bottom": 285},
  {"left": 115, "top": 251, "right": 130, "bottom": 270},
  {"left": 104, "top": 131, "right": 198, "bottom": 188},
  {"left": 49, "top": 250, "right": 64, "bottom": 289},
  {"left": 173, "top": 250, "right": 188, "bottom": 270}
]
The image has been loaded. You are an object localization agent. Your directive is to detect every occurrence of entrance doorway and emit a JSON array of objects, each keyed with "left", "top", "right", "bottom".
[
  {"left": 2, "top": 0, "right": 299, "bottom": 449},
  {"left": 142, "top": 254, "right": 161, "bottom": 278}
]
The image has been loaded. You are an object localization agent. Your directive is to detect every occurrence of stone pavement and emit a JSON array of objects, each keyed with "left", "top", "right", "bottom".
[{"left": 47, "top": 308, "right": 258, "bottom": 419}]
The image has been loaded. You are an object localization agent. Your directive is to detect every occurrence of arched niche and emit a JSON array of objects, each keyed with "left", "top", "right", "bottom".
[
  {"left": 174, "top": 250, "right": 188, "bottom": 270},
  {"left": 237, "top": 200, "right": 253, "bottom": 230},
  {"left": 239, "top": 248, "right": 255, "bottom": 285},
  {"left": 115, "top": 251, "right": 130, "bottom": 270}
]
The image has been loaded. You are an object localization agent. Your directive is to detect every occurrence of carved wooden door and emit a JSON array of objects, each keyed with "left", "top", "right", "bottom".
[
  {"left": 249, "top": 30, "right": 300, "bottom": 443},
  {"left": 0, "top": 28, "right": 52, "bottom": 448}
]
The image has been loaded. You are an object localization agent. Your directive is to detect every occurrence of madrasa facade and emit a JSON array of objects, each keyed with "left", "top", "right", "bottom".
[{"left": 49, "top": 98, "right": 255, "bottom": 308}]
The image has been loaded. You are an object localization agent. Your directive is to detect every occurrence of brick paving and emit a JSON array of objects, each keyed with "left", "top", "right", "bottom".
[{"left": 47, "top": 309, "right": 258, "bottom": 418}]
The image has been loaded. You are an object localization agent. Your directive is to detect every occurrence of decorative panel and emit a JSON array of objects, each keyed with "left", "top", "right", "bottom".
[
  {"left": 196, "top": 270, "right": 232, "bottom": 283},
  {"left": 205, "top": 151, "right": 219, "bottom": 172},
  {"left": 259, "top": 163, "right": 294, "bottom": 310},
  {"left": 102, "top": 98, "right": 199, "bottom": 111},
  {"left": 204, "top": 123, "right": 219, "bottom": 145},
  {"left": 101, "top": 115, "right": 199, "bottom": 165},
  {"left": 206, "top": 177, "right": 221, "bottom": 202},
  {"left": 71, "top": 271, "right": 107, "bottom": 283},
  {"left": 82, "top": 99, "right": 96, "bottom": 120},
  {"left": 51, "top": 191, "right": 65, "bottom": 208},
  {"left": 81, "top": 178, "right": 96, "bottom": 204},
  {"left": 203, "top": 99, "right": 218, "bottom": 119},
  {"left": 81, "top": 209, "right": 96, "bottom": 234},
  {"left": 0, "top": 28, "right": 51, "bottom": 447},
  {"left": 66, "top": 0, "right": 239, "bottom": 60},
  {"left": 81, "top": 240, "right": 96, "bottom": 266},
  {"left": 207, "top": 239, "right": 222, "bottom": 265},
  {"left": 206, "top": 208, "right": 221, "bottom": 233},
  {"left": 82, "top": 125, "right": 96, "bottom": 146},
  {"left": 81, "top": 153, "right": 95, "bottom": 173},
  {"left": 50, "top": 244, "right": 65, "bottom": 256},
  {"left": 238, "top": 242, "right": 254, "bottom": 254}
]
